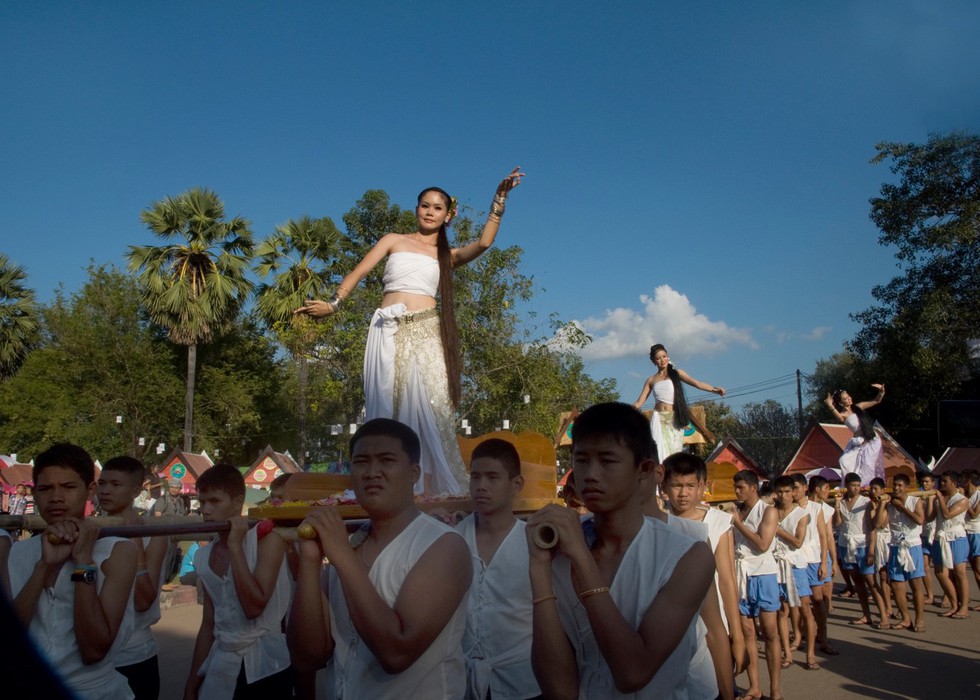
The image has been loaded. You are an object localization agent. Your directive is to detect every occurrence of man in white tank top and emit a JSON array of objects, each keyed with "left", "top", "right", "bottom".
[
  {"left": 96, "top": 457, "right": 169, "bottom": 700},
  {"left": 877, "top": 473, "right": 927, "bottom": 632},
  {"left": 662, "top": 452, "right": 747, "bottom": 680},
  {"left": 526, "top": 402, "right": 714, "bottom": 699},
  {"left": 732, "top": 470, "right": 782, "bottom": 700},
  {"left": 8, "top": 443, "right": 137, "bottom": 700},
  {"left": 832, "top": 472, "right": 887, "bottom": 628},
  {"left": 930, "top": 471, "right": 971, "bottom": 619},
  {"left": 455, "top": 438, "right": 541, "bottom": 700},
  {"left": 964, "top": 471, "right": 980, "bottom": 611},
  {"left": 288, "top": 418, "right": 472, "bottom": 699}
]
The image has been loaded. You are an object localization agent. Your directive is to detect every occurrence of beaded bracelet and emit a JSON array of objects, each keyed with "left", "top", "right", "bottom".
[
  {"left": 533, "top": 594, "right": 558, "bottom": 605},
  {"left": 578, "top": 586, "right": 610, "bottom": 601}
]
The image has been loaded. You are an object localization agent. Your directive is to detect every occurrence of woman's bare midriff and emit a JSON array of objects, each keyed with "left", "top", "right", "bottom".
[
  {"left": 380, "top": 291, "right": 437, "bottom": 312},
  {"left": 654, "top": 402, "right": 673, "bottom": 412}
]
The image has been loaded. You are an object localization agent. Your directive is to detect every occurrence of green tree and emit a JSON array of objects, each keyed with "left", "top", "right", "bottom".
[
  {"left": 0, "top": 265, "right": 183, "bottom": 459},
  {"left": 127, "top": 188, "right": 254, "bottom": 452},
  {"left": 0, "top": 254, "right": 40, "bottom": 378},
  {"left": 849, "top": 133, "right": 980, "bottom": 448},
  {"left": 734, "top": 400, "right": 800, "bottom": 477},
  {"left": 254, "top": 216, "right": 344, "bottom": 462}
]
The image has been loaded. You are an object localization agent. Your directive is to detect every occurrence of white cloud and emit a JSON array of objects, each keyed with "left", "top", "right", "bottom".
[
  {"left": 774, "top": 326, "right": 832, "bottom": 344},
  {"left": 574, "top": 285, "right": 757, "bottom": 361}
]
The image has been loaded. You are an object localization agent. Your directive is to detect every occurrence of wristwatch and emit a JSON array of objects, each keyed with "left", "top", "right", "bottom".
[{"left": 71, "top": 569, "right": 96, "bottom": 584}]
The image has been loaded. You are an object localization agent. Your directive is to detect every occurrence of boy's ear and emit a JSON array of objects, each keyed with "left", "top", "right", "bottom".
[
  {"left": 636, "top": 457, "right": 657, "bottom": 482},
  {"left": 511, "top": 474, "right": 525, "bottom": 496}
]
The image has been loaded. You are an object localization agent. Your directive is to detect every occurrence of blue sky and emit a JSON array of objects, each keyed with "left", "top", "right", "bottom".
[{"left": 3, "top": 1, "right": 979, "bottom": 415}]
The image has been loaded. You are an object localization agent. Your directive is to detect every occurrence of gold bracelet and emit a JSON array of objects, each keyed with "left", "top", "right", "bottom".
[
  {"left": 533, "top": 594, "right": 558, "bottom": 605},
  {"left": 578, "top": 586, "right": 610, "bottom": 601}
]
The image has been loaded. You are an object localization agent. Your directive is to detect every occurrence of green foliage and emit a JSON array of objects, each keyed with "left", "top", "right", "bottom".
[
  {"left": 848, "top": 133, "right": 980, "bottom": 444},
  {"left": 0, "top": 254, "right": 40, "bottom": 378},
  {"left": 733, "top": 400, "right": 801, "bottom": 477},
  {"left": 128, "top": 188, "right": 256, "bottom": 451},
  {"left": 129, "top": 188, "right": 254, "bottom": 346},
  {"left": 0, "top": 265, "right": 184, "bottom": 459}
]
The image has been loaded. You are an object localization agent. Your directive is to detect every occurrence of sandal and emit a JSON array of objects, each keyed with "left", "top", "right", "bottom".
[
  {"left": 780, "top": 659, "right": 792, "bottom": 669},
  {"left": 805, "top": 661, "right": 821, "bottom": 670},
  {"left": 818, "top": 643, "right": 840, "bottom": 656},
  {"left": 909, "top": 624, "right": 927, "bottom": 633}
]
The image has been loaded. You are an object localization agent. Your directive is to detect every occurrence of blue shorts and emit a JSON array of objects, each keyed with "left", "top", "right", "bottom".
[
  {"left": 839, "top": 545, "right": 876, "bottom": 576},
  {"left": 740, "top": 573, "right": 781, "bottom": 617},
  {"left": 806, "top": 553, "right": 833, "bottom": 586},
  {"left": 969, "top": 533, "right": 980, "bottom": 559},
  {"left": 931, "top": 537, "right": 969, "bottom": 567},
  {"left": 886, "top": 544, "right": 926, "bottom": 581},
  {"left": 779, "top": 567, "right": 812, "bottom": 604}
]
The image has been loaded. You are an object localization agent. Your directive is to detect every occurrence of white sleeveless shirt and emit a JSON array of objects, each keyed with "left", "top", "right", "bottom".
[
  {"left": 195, "top": 527, "right": 292, "bottom": 699},
  {"left": 734, "top": 500, "right": 778, "bottom": 577},
  {"left": 888, "top": 496, "right": 922, "bottom": 542},
  {"left": 553, "top": 516, "right": 700, "bottom": 699},
  {"left": 115, "top": 536, "right": 166, "bottom": 667},
  {"left": 456, "top": 515, "right": 540, "bottom": 700},
  {"left": 839, "top": 495, "right": 870, "bottom": 563},
  {"left": 8, "top": 536, "right": 136, "bottom": 700},
  {"left": 329, "top": 514, "right": 467, "bottom": 699}
]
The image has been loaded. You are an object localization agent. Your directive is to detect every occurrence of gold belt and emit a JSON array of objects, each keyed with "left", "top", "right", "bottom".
[{"left": 396, "top": 307, "right": 438, "bottom": 325}]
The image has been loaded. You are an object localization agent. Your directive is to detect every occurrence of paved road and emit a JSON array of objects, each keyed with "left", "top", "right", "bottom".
[{"left": 157, "top": 576, "right": 980, "bottom": 699}]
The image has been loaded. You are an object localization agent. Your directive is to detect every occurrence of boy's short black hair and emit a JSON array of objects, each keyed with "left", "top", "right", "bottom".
[
  {"left": 939, "top": 470, "right": 960, "bottom": 483},
  {"left": 808, "top": 475, "right": 829, "bottom": 493},
  {"left": 102, "top": 455, "right": 146, "bottom": 488},
  {"left": 196, "top": 463, "right": 246, "bottom": 500},
  {"left": 869, "top": 477, "right": 886, "bottom": 489},
  {"left": 790, "top": 473, "right": 807, "bottom": 488},
  {"left": 663, "top": 452, "right": 708, "bottom": 483},
  {"left": 471, "top": 438, "right": 522, "bottom": 479},
  {"left": 892, "top": 473, "right": 910, "bottom": 486},
  {"left": 350, "top": 418, "right": 421, "bottom": 465},
  {"left": 33, "top": 443, "right": 95, "bottom": 486},
  {"left": 572, "top": 402, "right": 653, "bottom": 465},
  {"left": 844, "top": 472, "right": 861, "bottom": 485},
  {"left": 734, "top": 469, "right": 759, "bottom": 488},
  {"left": 773, "top": 475, "right": 796, "bottom": 490}
]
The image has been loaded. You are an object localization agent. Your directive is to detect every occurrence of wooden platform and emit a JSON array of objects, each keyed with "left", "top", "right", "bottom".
[{"left": 249, "top": 429, "right": 561, "bottom": 520}]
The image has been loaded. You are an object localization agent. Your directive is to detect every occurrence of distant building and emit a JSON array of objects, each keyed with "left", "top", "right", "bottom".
[
  {"left": 244, "top": 445, "right": 301, "bottom": 487},
  {"left": 782, "top": 420, "right": 917, "bottom": 483}
]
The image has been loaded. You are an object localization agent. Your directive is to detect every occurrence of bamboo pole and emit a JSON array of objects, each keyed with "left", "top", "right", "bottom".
[{"left": 0, "top": 514, "right": 364, "bottom": 541}]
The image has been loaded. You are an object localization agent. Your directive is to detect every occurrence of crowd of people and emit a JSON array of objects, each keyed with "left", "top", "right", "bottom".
[{"left": 2, "top": 402, "right": 978, "bottom": 700}]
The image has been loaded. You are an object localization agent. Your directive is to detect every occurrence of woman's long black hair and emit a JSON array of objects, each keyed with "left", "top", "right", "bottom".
[
  {"left": 832, "top": 390, "right": 876, "bottom": 441},
  {"left": 418, "top": 187, "right": 461, "bottom": 407},
  {"left": 650, "top": 344, "right": 690, "bottom": 429}
]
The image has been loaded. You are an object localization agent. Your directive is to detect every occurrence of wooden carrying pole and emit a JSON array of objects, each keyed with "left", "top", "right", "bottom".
[{"left": 0, "top": 514, "right": 361, "bottom": 542}]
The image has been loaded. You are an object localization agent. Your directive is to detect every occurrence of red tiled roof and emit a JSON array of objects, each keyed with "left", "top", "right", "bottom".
[
  {"left": 783, "top": 422, "right": 917, "bottom": 481},
  {"left": 933, "top": 448, "right": 980, "bottom": 475},
  {"left": 0, "top": 464, "right": 34, "bottom": 491}
]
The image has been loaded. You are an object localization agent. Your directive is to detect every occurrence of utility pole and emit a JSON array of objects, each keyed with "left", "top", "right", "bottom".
[{"left": 796, "top": 369, "right": 804, "bottom": 437}]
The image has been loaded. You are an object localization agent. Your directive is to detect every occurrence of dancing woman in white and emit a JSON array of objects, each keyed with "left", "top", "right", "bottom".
[
  {"left": 297, "top": 168, "right": 524, "bottom": 495},
  {"left": 824, "top": 384, "right": 885, "bottom": 486},
  {"left": 633, "top": 344, "right": 725, "bottom": 462}
]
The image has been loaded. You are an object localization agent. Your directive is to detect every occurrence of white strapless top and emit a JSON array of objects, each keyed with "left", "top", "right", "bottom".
[
  {"left": 653, "top": 379, "right": 675, "bottom": 404},
  {"left": 383, "top": 252, "right": 439, "bottom": 297}
]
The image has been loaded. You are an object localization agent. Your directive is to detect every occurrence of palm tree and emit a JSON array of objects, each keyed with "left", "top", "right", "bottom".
[
  {"left": 127, "top": 188, "right": 254, "bottom": 452},
  {"left": 254, "top": 216, "right": 342, "bottom": 463},
  {"left": 0, "top": 254, "right": 40, "bottom": 379}
]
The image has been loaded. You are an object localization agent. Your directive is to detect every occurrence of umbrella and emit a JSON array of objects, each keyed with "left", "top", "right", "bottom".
[{"left": 804, "top": 466, "right": 843, "bottom": 482}]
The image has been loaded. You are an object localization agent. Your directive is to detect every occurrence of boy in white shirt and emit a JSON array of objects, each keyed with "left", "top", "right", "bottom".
[
  {"left": 96, "top": 456, "right": 169, "bottom": 699},
  {"left": 456, "top": 438, "right": 541, "bottom": 700},
  {"left": 184, "top": 464, "right": 292, "bottom": 700},
  {"left": 964, "top": 470, "right": 980, "bottom": 611},
  {"left": 929, "top": 471, "right": 970, "bottom": 619},
  {"left": 289, "top": 418, "right": 472, "bottom": 699},
  {"left": 8, "top": 443, "right": 137, "bottom": 700},
  {"left": 527, "top": 402, "right": 713, "bottom": 699}
]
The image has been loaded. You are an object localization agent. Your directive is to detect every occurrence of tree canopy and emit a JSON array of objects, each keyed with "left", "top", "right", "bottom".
[{"left": 846, "top": 133, "right": 980, "bottom": 452}]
